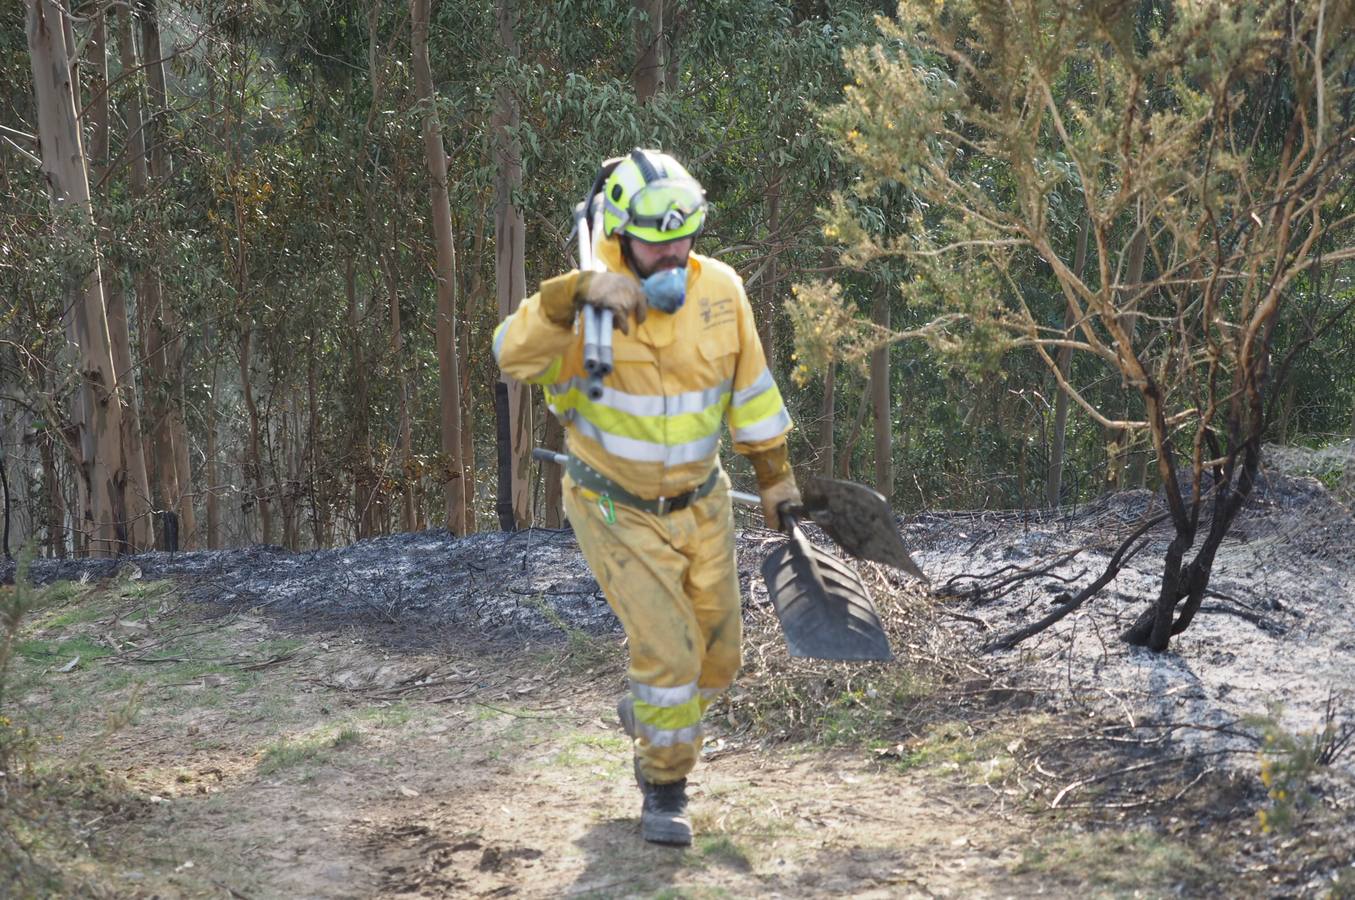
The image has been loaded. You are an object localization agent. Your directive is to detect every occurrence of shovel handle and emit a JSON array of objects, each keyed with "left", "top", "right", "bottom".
[{"left": 531, "top": 448, "right": 763, "bottom": 509}]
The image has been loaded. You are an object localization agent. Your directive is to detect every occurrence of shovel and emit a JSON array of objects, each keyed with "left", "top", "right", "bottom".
[{"left": 531, "top": 450, "right": 926, "bottom": 661}]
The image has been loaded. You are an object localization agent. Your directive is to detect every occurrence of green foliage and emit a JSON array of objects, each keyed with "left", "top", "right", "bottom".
[
  {"left": 1016, "top": 827, "right": 1214, "bottom": 895},
  {"left": 1248, "top": 702, "right": 1354, "bottom": 835},
  {"left": 0, "top": 553, "right": 139, "bottom": 894},
  {"left": 6, "top": 0, "right": 1353, "bottom": 552},
  {"left": 800, "top": 0, "right": 1355, "bottom": 514},
  {"left": 0, "top": 554, "right": 39, "bottom": 783}
]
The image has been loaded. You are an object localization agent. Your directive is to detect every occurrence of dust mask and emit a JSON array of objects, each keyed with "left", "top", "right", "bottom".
[{"left": 641, "top": 267, "right": 687, "bottom": 314}]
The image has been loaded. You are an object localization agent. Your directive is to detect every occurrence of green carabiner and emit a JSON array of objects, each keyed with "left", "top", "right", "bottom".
[{"left": 598, "top": 492, "right": 617, "bottom": 525}]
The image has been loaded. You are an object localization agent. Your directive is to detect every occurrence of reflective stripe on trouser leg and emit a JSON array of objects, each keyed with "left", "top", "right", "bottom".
[
  {"left": 563, "top": 470, "right": 741, "bottom": 784},
  {"left": 685, "top": 476, "right": 741, "bottom": 711}
]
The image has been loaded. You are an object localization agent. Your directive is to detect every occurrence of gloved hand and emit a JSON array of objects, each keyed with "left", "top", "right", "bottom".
[
  {"left": 576, "top": 270, "right": 647, "bottom": 335},
  {"left": 759, "top": 476, "right": 802, "bottom": 533}
]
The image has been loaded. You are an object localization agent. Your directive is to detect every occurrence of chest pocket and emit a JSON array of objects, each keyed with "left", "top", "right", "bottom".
[
  {"left": 612, "top": 340, "right": 658, "bottom": 364},
  {"left": 696, "top": 328, "right": 738, "bottom": 382}
]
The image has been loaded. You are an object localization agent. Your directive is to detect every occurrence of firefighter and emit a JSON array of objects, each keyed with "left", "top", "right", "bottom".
[{"left": 494, "top": 149, "right": 798, "bottom": 845}]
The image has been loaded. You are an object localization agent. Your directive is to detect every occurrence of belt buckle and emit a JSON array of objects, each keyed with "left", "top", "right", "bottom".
[{"left": 655, "top": 496, "right": 670, "bottom": 515}]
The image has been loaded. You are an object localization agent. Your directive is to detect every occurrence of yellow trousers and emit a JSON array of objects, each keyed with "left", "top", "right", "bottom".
[{"left": 563, "top": 469, "right": 742, "bottom": 784}]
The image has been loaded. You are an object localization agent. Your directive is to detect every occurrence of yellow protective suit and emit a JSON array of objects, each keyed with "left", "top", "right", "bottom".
[{"left": 494, "top": 235, "right": 792, "bottom": 784}]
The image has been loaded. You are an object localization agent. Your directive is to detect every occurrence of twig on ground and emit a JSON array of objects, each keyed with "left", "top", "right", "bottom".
[
  {"left": 1196, "top": 603, "right": 1286, "bottom": 634},
  {"left": 981, "top": 512, "right": 1171, "bottom": 653},
  {"left": 940, "top": 549, "right": 1083, "bottom": 602}
]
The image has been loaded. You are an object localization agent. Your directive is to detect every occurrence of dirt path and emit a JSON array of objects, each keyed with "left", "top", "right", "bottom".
[
  {"left": 11, "top": 575, "right": 1338, "bottom": 898},
  {"left": 13, "top": 579, "right": 1041, "bottom": 898}
]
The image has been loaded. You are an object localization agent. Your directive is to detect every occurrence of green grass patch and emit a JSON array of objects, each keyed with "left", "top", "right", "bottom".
[
  {"left": 113, "top": 579, "right": 174, "bottom": 603},
  {"left": 695, "top": 834, "right": 754, "bottom": 871},
  {"left": 45, "top": 601, "right": 109, "bottom": 629},
  {"left": 885, "top": 715, "right": 1048, "bottom": 781},
  {"left": 1330, "top": 866, "right": 1355, "bottom": 899},
  {"left": 30, "top": 579, "right": 94, "bottom": 610},
  {"left": 1015, "top": 827, "right": 1214, "bottom": 896},
  {"left": 355, "top": 703, "right": 417, "bottom": 729},
  {"left": 257, "top": 725, "right": 363, "bottom": 775},
  {"left": 550, "top": 733, "right": 627, "bottom": 769},
  {"left": 815, "top": 673, "right": 932, "bottom": 746},
  {"left": 522, "top": 594, "right": 621, "bottom": 673},
  {"left": 15, "top": 636, "right": 113, "bottom": 665},
  {"left": 158, "top": 659, "right": 233, "bottom": 683},
  {"left": 251, "top": 637, "right": 304, "bottom": 656}
]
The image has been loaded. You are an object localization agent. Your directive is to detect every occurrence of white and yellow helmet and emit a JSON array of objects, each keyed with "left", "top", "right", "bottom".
[{"left": 600, "top": 149, "right": 708, "bottom": 244}]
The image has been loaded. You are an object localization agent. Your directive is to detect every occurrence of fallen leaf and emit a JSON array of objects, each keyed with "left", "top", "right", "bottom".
[
  {"left": 58, "top": 656, "right": 80, "bottom": 673},
  {"left": 398, "top": 786, "right": 420, "bottom": 798}
]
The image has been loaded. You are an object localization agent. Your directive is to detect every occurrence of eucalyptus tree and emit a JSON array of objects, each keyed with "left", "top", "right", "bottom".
[
  {"left": 24, "top": 0, "right": 140, "bottom": 556},
  {"left": 412, "top": 0, "right": 469, "bottom": 536},
  {"left": 798, "top": 0, "right": 1355, "bottom": 650}
]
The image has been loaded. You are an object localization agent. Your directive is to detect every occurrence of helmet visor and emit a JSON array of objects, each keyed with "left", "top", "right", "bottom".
[{"left": 627, "top": 178, "right": 707, "bottom": 239}]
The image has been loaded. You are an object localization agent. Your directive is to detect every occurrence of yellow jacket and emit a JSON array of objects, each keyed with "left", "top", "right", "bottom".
[{"left": 494, "top": 237, "right": 792, "bottom": 500}]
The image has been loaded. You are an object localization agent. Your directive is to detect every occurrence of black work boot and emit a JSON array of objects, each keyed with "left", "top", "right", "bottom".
[
  {"left": 639, "top": 777, "right": 692, "bottom": 846},
  {"left": 617, "top": 696, "right": 636, "bottom": 739}
]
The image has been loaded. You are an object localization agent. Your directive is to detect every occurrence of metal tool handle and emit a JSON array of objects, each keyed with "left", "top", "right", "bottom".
[
  {"left": 531, "top": 448, "right": 761, "bottom": 508},
  {"left": 575, "top": 200, "right": 613, "bottom": 399}
]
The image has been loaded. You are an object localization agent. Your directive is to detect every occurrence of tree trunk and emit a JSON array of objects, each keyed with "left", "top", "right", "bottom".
[
  {"left": 633, "top": 0, "right": 665, "bottom": 102},
  {"left": 91, "top": 7, "right": 154, "bottom": 551},
  {"left": 239, "top": 325, "right": 270, "bottom": 544},
  {"left": 307, "top": 327, "right": 323, "bottom": 548},
  {"left": 837, "top": 378, "right": 872, "bottom": 481},
  {"left": 411, "top": 0, "right": 467, "bottom": 535},
  {"left": 205, "top": 361, "right": 220, "bottom": 548},
  {"left": 1344, "top": 401, "right": 1355, "bottom": 499},
  {"left": 346, "top": 256, "right": 375, "bottom": 540},
  {"left": 380, "top": 252, "right": 417, "bottom": 532},
  {"left": 542, "top": 412, "right": 565, "bottom": 527},
  {"left": 1122, "top": 214, "right": 1149, "bottom": 490},
  {"left": 40, "top": 432, "right": 66, "bottom": 557},
  {"left": 120, "top": 6, "right": 182, "bottom": 549},
  {"left": 27, "top": 0, "right": 130, "bottom": 556},
  {"left": 1105, "top": 211, "right": 1149, "bottom": 494},
  {"left": 495, "top": 382, "right": 515, "bottom": 531},
  {"left": 277, "top": 393, "right": 296, "bottom": 550},
  {"left": 819, "top": 363, "right": 835, "bottom": 476},
  {"left": 104, "top": 258, "right": 155, "bottom": 550},
  {"left": 1047, "top": 215, "right": 1090, "bottom": 507},
  {"left": 461, "top": 208, "right": 486, "bottom": 533},
  {"left": 139, "top": 0, "right": 196, "bottom": 547},
  {"left": 494, "top": 0, "right": 532, "bottom": 529},
  {"left": 84, "top": 5, "right": 109, "bottom": 173},
  {"left": 757, "top": 169, "right": 783, "bottom": 371},
  {"left": 871, "top": 297, "right": 892, "bottom": 499},
  {"left": 663, "top": 0, "right": 681, "bottom": 87},
  {"left": 460, "top": 312, "right": 476, "bottom": 531}
]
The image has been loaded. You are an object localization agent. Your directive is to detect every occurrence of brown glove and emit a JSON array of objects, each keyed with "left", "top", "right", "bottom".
[
  {"left": 759, "top": 475, "right": 802, "bottom": 533},
  {"left": 577, "top": 270, "right": 647, "bottom": 336}
]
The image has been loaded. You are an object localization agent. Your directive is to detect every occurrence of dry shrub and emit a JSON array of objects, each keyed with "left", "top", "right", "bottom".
[{"left": 715, "top": 565, "right": 988, "bottom": 747}]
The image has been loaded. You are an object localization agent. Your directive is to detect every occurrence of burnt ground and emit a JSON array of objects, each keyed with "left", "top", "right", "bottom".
[{"left": 5, "top": 467, "right": 1355, "bottom": 897}]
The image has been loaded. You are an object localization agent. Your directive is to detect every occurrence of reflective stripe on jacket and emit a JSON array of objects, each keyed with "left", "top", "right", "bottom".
[{"left": 494, "top": 236, "right": 791, "bottom": 499}]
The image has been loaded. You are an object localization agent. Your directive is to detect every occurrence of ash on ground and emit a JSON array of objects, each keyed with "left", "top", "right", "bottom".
[
  {"left": 6, "top": 468, "right": 1352, "bottom": 771},
  {"left": 909, "top": 468, "right": 1355, "bottom": 771}
]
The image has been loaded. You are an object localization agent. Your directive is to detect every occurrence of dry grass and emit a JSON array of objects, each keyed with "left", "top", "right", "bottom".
[{"left": 716, "top": 566, "right": 999, "bottom": 749}]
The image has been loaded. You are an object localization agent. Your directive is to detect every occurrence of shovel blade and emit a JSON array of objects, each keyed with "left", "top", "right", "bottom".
[
  {"left": 760, "top": 526, "right": 892, "bottom": 662},
  {"left": 800, "top": 478, "right": 928, "bottom": 583}
]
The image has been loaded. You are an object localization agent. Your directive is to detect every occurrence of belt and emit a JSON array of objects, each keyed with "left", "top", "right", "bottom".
[{"left": 565, "top": 456, "right": 720, "bottom": 516}]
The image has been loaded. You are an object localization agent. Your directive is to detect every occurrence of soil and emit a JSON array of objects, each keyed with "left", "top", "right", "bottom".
[
  {"left": 15, "top": 593, "right": 1044, "bottom": 899},
  {"left": 6, "top": 467, "right": 1354, "bottom": 898}
]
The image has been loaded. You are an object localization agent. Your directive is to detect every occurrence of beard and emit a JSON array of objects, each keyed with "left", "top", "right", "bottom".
[
  {"left": 624, "top": 238, "right": 689, "bottom": 278},
  {"left": 641, "top": 254, "right": 685, "bottom": 277}
]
